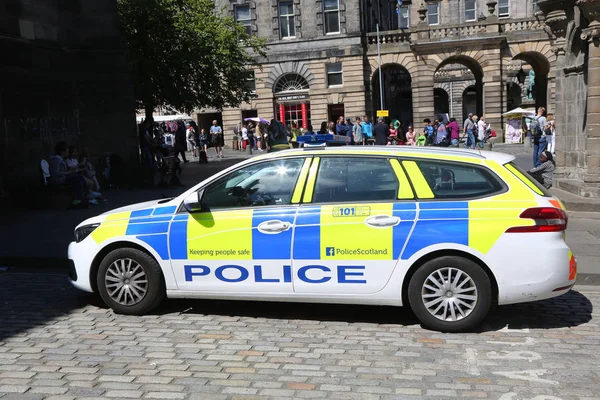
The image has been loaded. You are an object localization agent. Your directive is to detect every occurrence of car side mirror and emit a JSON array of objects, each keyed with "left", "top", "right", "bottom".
[{"left": 183, "top": 190, "right": 206, "bottom": 213}]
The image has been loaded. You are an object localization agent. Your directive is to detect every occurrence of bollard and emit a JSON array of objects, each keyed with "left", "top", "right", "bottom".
[{"left": 245, "top": 144, "right": 253, "bottom": 155}]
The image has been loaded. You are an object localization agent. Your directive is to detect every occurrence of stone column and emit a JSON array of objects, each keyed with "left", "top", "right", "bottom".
[
  {"left": 482, "top": 50, "right": 503, "bottom": 137},
  {"left": 411, "top": 62, "right": 435, "bottom": 124},
  {"left": 581, "top": 20, "right": 600, "bottom": 185},
  {"left": 537, "top": 0, "right": 576, "bottom": 176},
  {"left": 544, "top": 9, "right": 569, "bottom": 171}
]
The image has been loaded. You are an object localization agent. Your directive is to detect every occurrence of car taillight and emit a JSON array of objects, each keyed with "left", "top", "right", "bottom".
[{"left": 505, "top": 207, "right": 568, "bottom": 233}]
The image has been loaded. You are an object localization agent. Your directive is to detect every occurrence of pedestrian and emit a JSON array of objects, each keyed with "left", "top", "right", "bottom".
[
  {"left": 546, "top": 114, "right": 556, "bottom": 155},
  {"left": 463, "top": 113, "right": 476, "bottom": 149},
  {"left": 174, "top": 120, "right": 189, "bottom": 163},
  {"left": 353, "top": 117, "right": 363, "bottom": 145},
  {"left": 423, "top": 119, "right": 434, "bottom": 146},
  {"left": 291, "top": 121, "right": 301, "bottom": 148},
  {"left": 436, "top": 117, "right": 447, "bottom": 146},
  {"left": 388, "top": 122, "right": 398, "bottom": 145},
  {"left": 233, "top": 122, "right": 241, "bottom": 151},
  {"left": 361, "top": 116, "right": 373, "bottom": 145},
  {"left": 405, "top": 125, "right": 415, "bottom": 145},
  {"left": 531, "top": 107, "right": 548, "bottom": 167},
  {"left": 477, "top": 116, "right": 487, "bottom": 149},
  {"left": 198, "top": 128, "right": 208, "bottom": 154},
  {"left": 447, "top": 118, "right": 460, "bottom": 147},
  {"left": 241, "top": 123, "right": 249, "bottom": 150},
  {"left": 318, "top": 121, "right": 328, "bottom": 135},
  {"left": 187, "top": 124, "right": 197, "bottom": 158},
  {"left": 528, "top": 150, "right": 555, "bottom": 188},
  {"left": 210, "top": 120, "right": 224, "bottom": 158},
  {"left": 303, "top": 124, "right": 316, "bottom": 135},
  {"left": 374, "top": 118, "right": 388, "bottom": 145}
]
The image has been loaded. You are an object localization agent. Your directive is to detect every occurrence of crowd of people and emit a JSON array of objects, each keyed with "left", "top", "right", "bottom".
[
  {"left": 49, "top": 142, "right": 106, "bottom": 209},
  {"left": 231, "top": 114, "right": 495, "bottom": 149}
]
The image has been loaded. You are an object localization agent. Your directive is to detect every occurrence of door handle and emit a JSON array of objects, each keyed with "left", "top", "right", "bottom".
[
  {"left": 365, "top": 215, "right": 401, "bottom": 227},
  {"left": 257, "top": 220, "right": 291, "bottom": 234}
]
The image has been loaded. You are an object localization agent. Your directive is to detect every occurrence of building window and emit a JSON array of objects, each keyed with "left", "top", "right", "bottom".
[
  {"left": 399, "top": 5, "right": 409, "bottom": 29},
  {"left": 235, "top": 5, "right": 252, "bottom": 36},
  {"left": 326, "top": 63, "right": 343, "bottom": 87},
  {"left": 278, "top": 1, "right": 295, "bottom": 39},
  {"left": 245, "top": 71, "right": 256, "bottom": 93},
  {"left": 427, "top": 3, "right": 439, "bottom": 26},
  {"left": 465, "top": 0, "right": 477, "bottom": 22},
  {"left": 323, "top": 0, "right": 340, "bottom": 34},
  {"left": 498, "top": 0, "right": 509, "bottom": 17},
  {"left": 533, "top": 0, "right": 539, "bottom": 13}
]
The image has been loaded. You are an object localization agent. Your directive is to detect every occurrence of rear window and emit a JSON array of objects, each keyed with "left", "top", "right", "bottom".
[
  {"left": 504, "top": 162, "right": 551, "bottom": 197},
  {"left": 410, "top": 160, "right": 505, "bottom": 199}
]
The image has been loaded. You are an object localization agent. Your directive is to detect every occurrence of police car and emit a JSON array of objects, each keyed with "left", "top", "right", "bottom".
[{"left": 68, "top": 146, "right": 576, "bottom": 332}]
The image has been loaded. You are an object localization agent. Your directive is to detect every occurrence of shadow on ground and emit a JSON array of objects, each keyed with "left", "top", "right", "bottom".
[{"left": 0, "top": 268, "right": 593, "bottom": 342}]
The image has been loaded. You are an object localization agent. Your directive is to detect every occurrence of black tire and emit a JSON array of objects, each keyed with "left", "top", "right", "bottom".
[
  {"left": 408, "top": 256, "right": 492, "bottom": 333},
  {"left": 97, "top": 248, "right": 166, "bottom": 315}
]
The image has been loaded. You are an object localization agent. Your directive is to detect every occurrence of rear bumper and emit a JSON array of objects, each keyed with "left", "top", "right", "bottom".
[{"left": 486, "top": 233, "right": 576, "bottom": 305}]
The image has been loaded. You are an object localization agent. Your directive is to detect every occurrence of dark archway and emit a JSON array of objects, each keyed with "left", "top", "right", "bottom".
[
  {"left": 435, "top": 56, "right": 484, "bottom": 121},
  {"left": 462, "top": 86, "right": 477, "bottom": 119},
  {"left": 512, "top": 52, "right": 550, "bottom": 111},
  {"left": 434, "top": 88, "right": 450, "bottom": 117},
  {"left": 506, "top": 82, "right": 523, "bottom": 111},
  {"left": 372, "top": 64, "right": 413, "bottom": 127}
]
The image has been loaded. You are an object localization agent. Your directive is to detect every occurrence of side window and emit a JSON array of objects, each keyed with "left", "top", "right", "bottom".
[
  {"left": 410, "top": 160, "right": 505, "bottom": 199},
  {"left": 201, "top": 158, "right": 305, "bottom": 209},
  {"left": 312, "top": 157, "right": 398, "bottom": 203}
]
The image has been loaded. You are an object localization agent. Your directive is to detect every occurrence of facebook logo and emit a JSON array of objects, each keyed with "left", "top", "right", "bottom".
[{"left": 325, "top": 247, "right": 335, "bottom": 256}]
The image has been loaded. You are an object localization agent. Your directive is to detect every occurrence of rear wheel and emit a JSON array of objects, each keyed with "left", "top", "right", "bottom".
[
  {"left": 97, "top": 248, "right": 166, "bottom": 315},
  {"left": 408, "top": 256, "right": 492, "bottom": 332}
]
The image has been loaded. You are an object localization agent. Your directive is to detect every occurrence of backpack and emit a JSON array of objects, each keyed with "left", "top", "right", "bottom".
[{"left": 530, "top": 117, "right": 543, "bottom": 144}]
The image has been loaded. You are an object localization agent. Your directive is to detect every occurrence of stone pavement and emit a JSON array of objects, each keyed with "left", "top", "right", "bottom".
[{"left": 0, "top": 270, "right": 599, "bottom": 400}]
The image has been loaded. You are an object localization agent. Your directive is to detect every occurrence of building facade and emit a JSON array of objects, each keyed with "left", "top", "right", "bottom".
[
  {"left": 0, "top": 1, "right": 137, "bottom": 197},
  {"left": 536, "top": 0, "right": 600, "bottom": 198},
  {"left": 208, "top": 0, "right": 553, "bottom": 141}
]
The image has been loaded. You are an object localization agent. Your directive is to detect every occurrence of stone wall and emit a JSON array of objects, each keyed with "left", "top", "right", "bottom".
[
  {"left": 538, "top": 0, "right": 600, "bottom": 197},
  {"left": 0, "top": 0, "right": 136, "bottom": 196}
]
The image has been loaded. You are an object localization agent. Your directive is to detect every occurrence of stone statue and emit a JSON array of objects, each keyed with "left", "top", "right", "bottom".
[{"left": 527, "top": 70, "right": 536, "bottom": 100}]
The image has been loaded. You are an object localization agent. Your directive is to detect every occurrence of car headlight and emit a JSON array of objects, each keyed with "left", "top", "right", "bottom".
[{"left": 74, "top": 224, "right": 100, "bottom": 243}]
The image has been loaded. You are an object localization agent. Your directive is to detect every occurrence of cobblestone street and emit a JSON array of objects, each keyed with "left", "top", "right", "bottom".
[{"left": 0, "top": 270, "right": 598, "bottom": 400}]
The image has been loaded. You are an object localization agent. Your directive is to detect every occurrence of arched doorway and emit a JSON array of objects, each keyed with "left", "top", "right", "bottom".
[
  {"left": 509, "top": 52, "right": 550, "bottom": 111},
  {"left": 273, "top": 73, "right": 311, "bottom": 129},
  {"left": 434, "top": 88, "right": 450, "bottom": 117},
  {"left": 506, "top": 82, "right": 523, "bottom": 111},
  {"left": 434, "top": 56, "right": 484, "bottom": 122},
  {"left": 372, "top": 64, "right": 413, "bottom": 127},
  {"left": 462, "top": 86, "right": 477, "bottom": 119}
]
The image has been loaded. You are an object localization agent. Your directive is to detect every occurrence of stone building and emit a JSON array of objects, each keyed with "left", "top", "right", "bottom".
[
  {"left": 537, "top": 0, "right": 600, "bottom": 198},
  {"left": 0, "top": 1, "right": 136, "bottom": 197},
  {"left": 209, "top": 0, "right": 554, "bottom": 142}
]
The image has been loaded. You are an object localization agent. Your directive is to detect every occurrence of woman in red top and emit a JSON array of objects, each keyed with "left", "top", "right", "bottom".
[{"left": 447, "top": 118, "right": 460, "bottom": 147}]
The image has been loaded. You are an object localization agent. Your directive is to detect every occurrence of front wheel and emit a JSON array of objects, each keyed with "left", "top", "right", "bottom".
[
  {"left": 97, "top": 248, "right": 166, "bottom": 315},
  {"left": 408, "top": 256, "right": 492, "bottom": 332}
]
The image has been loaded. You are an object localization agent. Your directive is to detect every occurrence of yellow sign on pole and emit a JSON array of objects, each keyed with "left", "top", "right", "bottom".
[{"left": 376, "top": 110, "right": 389, "bottom": 117}]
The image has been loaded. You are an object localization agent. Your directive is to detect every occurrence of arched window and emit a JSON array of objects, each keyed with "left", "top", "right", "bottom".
[{"left": 274, "top": 74, "right": 310, "bottom": 93}]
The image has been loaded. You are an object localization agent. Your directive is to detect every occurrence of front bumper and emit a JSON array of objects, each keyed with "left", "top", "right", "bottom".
[{"left": 67, "top": 241, "right": 95, "bottom": 293}]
